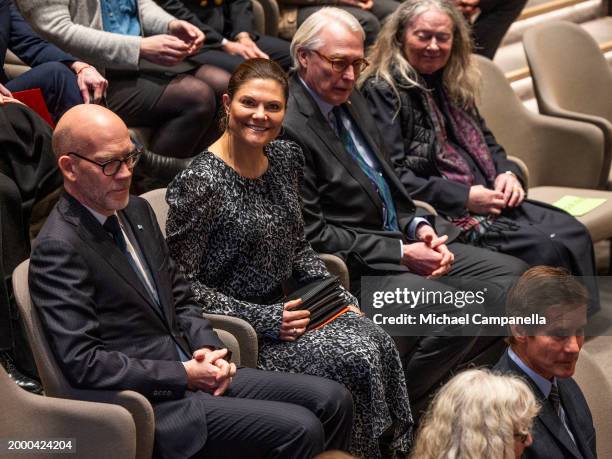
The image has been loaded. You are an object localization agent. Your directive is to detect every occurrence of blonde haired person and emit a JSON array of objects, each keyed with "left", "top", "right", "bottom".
[
  {"left": 411, "top": 369, "right": 539, "bottom": 459},
  {"left": 360, "top": 0, "right": 598, "bottom": 312}
]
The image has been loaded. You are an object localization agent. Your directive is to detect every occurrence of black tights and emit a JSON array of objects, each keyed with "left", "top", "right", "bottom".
[{"left": 149, "top": 65, "right": 230, "bottom": 158}]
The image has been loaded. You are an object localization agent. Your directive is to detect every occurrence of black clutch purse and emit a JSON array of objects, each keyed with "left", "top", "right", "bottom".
[{"left": 284, "top": 276, "right": 350, "bottom": 330}]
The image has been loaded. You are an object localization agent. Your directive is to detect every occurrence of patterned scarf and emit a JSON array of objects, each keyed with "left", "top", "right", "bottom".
[{"left": 422, "top": 86, "right": 501, "bottom": 242}]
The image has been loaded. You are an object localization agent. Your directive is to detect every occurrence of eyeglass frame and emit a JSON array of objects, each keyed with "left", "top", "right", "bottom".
[
  {"left": 68, "top": 145, "right": 143, "bottom": 176},
  {"left": 310, "top": 49, "right": 370, "bottom": 76}
]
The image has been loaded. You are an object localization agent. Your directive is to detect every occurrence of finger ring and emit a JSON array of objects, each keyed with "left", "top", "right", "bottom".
[
  {"left": 513, "top": 186, "right": 519, "bottom": 192},
  {"left": 292, "top": 328, "right": 297, "bottom": 336}
]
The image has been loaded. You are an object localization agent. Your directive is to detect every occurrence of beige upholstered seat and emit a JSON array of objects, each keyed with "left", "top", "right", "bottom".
[
  {"left": 574, "top": 342, "right": 612, "bottom": 459},
  {"left": 523, "top": 21, "right": 612, "bottom": 189},
  {"left": 0, "top": 365, "right": 136, "bottom": 459},
  {"left": 474, "top": 54, "right": 612, "bottom": 245}
]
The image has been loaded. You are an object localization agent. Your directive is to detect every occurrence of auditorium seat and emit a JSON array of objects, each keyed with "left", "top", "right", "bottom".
[
  {"left": 474, "top": 54, "right": 612, "bottom": 248},
  {"left": 0, "top": 365, "right": 136, "bottom": 459},
  {"left": 523, "top": 21, "right": 612, "bottom": 189}
]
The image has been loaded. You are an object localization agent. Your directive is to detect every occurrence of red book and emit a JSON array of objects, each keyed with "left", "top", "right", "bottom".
[{"left": 11, "top": 88, "right": 55, "bottom": 128}]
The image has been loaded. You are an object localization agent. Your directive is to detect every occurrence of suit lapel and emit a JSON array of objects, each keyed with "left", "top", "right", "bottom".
[
  {"left": 119, "top": 204, "right": 174, "bottom": 326},
  {"left": 59, "top": 194, "right": 168, "bottom": 324},
  {"left": 292, "top": 77, "right": 384, "bottom": 218},
  {"left": 558, "top": 380, "right": 593, "bottom": 459}
]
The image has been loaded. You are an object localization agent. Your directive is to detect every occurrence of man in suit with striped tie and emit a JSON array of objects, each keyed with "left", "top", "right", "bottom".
[
  {"left": 494, "top": 266, "right": 597, "bottom": 459},
  {"left": 29, "top": 104, "right": 353, "bottom": 459}
]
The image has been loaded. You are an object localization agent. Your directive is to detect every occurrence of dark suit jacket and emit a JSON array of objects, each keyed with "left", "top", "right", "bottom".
[
  {"left": 494, "top": 350, "right": 597, "bottom": 459},
  {"left": 157, "top": 0, "right": 255, "bottom": 47},
  {"left": 29, "top": 193, "right": 225, "bottom": 459},
  {"left": 0, "top": 0, "right": 75, "bottom": 84},
  {"left": 283, "top": 74, "right": 458, "bottom": 275}
]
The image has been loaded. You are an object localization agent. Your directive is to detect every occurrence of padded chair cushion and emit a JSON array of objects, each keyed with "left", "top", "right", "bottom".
[{"left": 527, "top": 187, "right": 612, "bottom": 243}]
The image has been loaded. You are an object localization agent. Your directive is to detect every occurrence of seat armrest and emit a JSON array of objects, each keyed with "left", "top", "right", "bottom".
[
  {"left": 64, "top": 388, "right": 154, "bottom": 459},
  {"left": 319, "top": 253, "right": 350, "bottom": 290},
  {"left": 413, "top": 199, "right": 438, "bottom": 216},
  {"left": 507, "top": 155, "right": 530, "bottom": 190},
  {"left": 203, "top": 313, "right": 259, "bottom": 368}
]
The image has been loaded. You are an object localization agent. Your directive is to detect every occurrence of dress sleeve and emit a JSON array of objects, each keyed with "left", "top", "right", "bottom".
[{"left": 166, "top": 167, "right": 284, "bottom": 340}]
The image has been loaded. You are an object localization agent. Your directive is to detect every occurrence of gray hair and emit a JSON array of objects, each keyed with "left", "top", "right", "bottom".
[
  {"left": 359, "top": 0, "right": 480, "bottom": 109},
  {"left": 290, "top": 7, "right": 365, "bottom": 72},
  {"left": 410, "top": 369, "right": 540, "bottom": 459}
]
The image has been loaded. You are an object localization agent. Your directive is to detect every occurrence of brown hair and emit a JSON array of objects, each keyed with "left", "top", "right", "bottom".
[
  {"left": 506, "top": 266, "right": 588, "bottom": 342},
  {"left": 220, "top": 58, "right": 288, "bottom": 131}
]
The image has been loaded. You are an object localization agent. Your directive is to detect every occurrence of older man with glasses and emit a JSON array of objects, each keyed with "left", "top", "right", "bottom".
[{"left": 283, "top": 7, "right": 527, "bottom": 421}]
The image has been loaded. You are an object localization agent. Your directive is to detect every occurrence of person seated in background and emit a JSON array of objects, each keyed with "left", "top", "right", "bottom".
[
  {"left": 410, "top": 368, "right": 540, "bottom": 459},
  {"left": 361, "top": 0, "right": 598, "bottom": 314},
  {"left": 452, "top": 0, "right": 527, "bottom": 59},
  {"left": 17, "top": 0, "right": 231, "bottom": 158},
  {"left": 29, "top": 103, "right": 354, "bottom": 459},
  {"left": 156, "top": 0, "right": 292, "bottom": 71},
  {"left": 494, "top": 266, "right": 597, "bottom": 459},
  {"left": 0, "top": 0, "right": 106, "bottom": 121},
  {"left": 0, "top": 102, "right": 63, "bottom": 393},
  {"left": 282, "top": 7, "right": 527, "bottom": 421},
  {"left": 166, "top": 58, "right": 412, "bottom": 459},
  {"left": 277, "top": 0, "right": 399, "bottom": 48}
]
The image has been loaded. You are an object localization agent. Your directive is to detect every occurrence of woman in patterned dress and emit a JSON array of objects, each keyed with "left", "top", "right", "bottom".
[{"left": 166, "top": 58, "right": 412, "bottom": 458}]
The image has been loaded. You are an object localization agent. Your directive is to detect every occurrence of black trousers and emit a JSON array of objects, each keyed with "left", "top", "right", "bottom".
[
  {"left": 156, "top": 367, "right": 353, "bottom": 459},
  {"left": 5, "top": 61, "right": 83, "bottom": 122},
  {"left": 351, "top": 241, "right": 527, "bottom": 420},
  {"left": 297, "top": 0, "right": 400, "bottom": 47},
  {"left": 472, "top": 0, "right": 528, "bottom": 58},
  {"left": 191, "top": 35, "right": 292, "bottom": 72}
]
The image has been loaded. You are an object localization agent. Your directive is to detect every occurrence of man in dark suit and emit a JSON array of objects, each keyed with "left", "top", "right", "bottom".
[
  {"left": 283, "top": 7, "right": 527, "bottom": 419},
  {"left": 29, "top": 104, "right": 353, "bottom": 459},
  {"left": 494, "top": 266, "right": 596, "bottom": 459},
  {"left": 0, "top": 0, "right": 106, "bottom": 120}
]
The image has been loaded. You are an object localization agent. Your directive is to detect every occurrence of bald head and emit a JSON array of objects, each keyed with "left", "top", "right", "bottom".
[{"left": 52, "top": 104, "right": 130, "bottom": 161}]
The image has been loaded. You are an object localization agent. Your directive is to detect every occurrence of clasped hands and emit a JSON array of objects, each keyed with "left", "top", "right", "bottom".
[
  {"left": 467, "top": 173, "right": 525, "bottom": 216},
  {"left": 337, "top": 0, "right": 374, "bottom": 10},
  {"left": 140, "top": 20, "right": 204, "bottom": 66},
  {"left": 401, "top": 224, "right": 454, "bottom": 278},
  {"left": 453, "top": 0, "right": 480, "bottom": 18},
  {"left": 183, "top": 347, "right": 236, "bottom": 396}
]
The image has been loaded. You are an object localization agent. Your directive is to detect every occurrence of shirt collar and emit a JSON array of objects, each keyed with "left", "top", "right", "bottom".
[
  {"left": 508, "top": 347, "right": 556, "bottom": 398},
  {"left": 298, "top": 75, "right": 336, "bottom": 119},
  {"left": 83, "top": 204, "right": 116, "bottom": 226}
]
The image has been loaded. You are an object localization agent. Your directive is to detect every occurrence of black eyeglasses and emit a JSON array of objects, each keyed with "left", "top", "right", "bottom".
[
  {"left": 311, "top": 50, "right": 369, "bottom": 76},
  {"left": 68, "top": 146, "right": 143, "bottom": 176}
]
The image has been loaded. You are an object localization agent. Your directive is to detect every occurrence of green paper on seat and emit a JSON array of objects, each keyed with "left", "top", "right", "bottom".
[{"left": 552, "top": 195, "right": 606, "bottom": 216}]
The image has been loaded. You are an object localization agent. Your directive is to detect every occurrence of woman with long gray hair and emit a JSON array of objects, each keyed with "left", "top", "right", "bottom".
[{"left": 360, "top": 0, "right": 598, "bottom": 313}]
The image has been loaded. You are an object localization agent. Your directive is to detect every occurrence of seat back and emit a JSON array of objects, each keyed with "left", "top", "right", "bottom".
[
  {"left": 523, "top": 21, "right": 612, "bottom": 123},
  {"left": 573, "top": 347, "right": 612, "bottom": 459},
  {"left": 474, "top": 54, "right": 604, "bottom": 189},
  {"left": 12, "top": 259, "right": 76, "bottom": 398},
  {"left": 140, "top": 188, "right": 170, "bottom": 236}
]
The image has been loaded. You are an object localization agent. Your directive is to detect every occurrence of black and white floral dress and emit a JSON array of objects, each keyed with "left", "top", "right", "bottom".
[{"left": 166, "top": 139, "right": 412, "bottom": 458}]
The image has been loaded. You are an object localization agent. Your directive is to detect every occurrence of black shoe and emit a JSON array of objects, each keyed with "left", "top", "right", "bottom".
[{"left": 0, "top": 351, "right": 43, "bottom": 394}]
